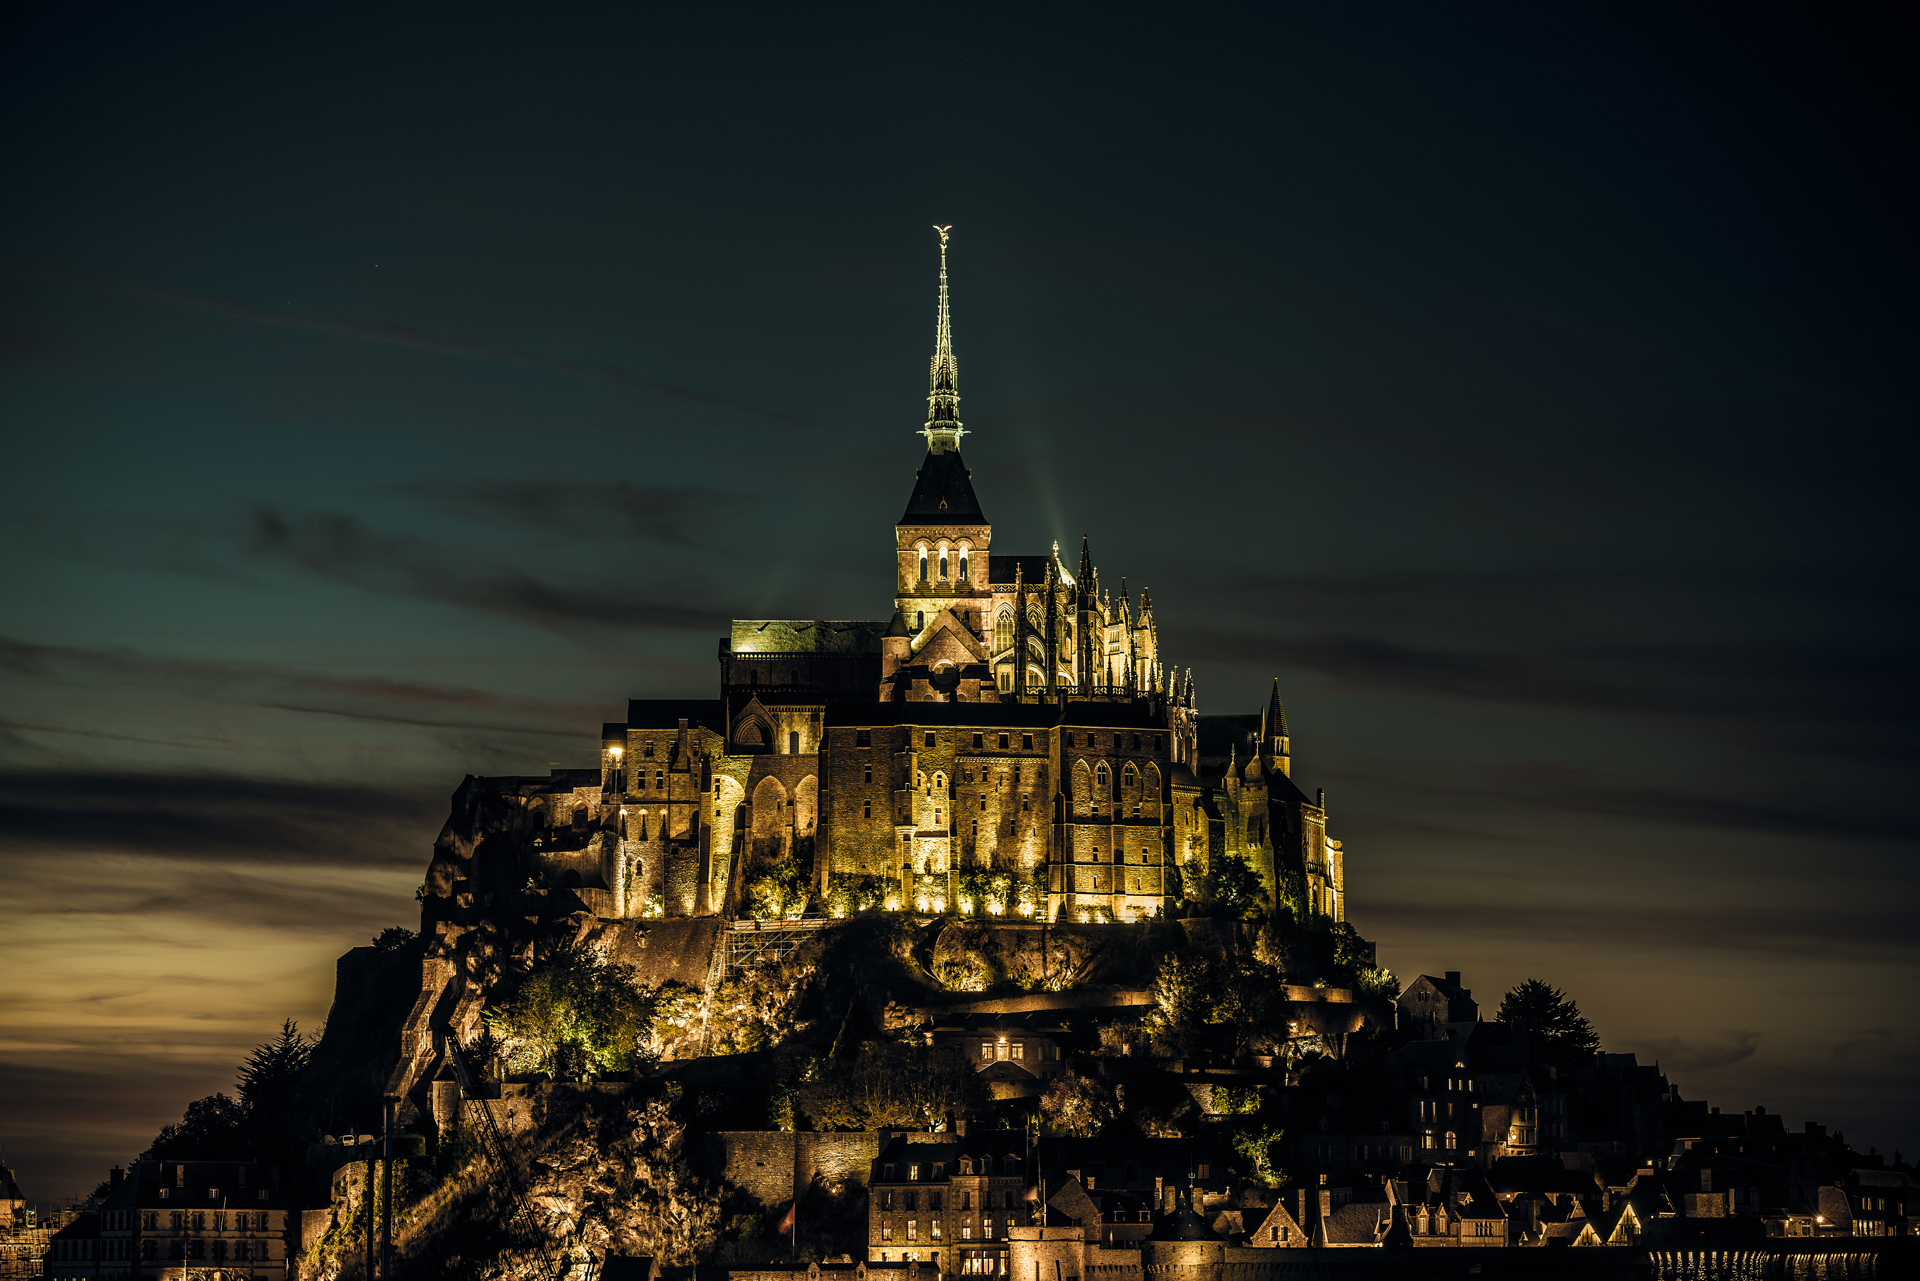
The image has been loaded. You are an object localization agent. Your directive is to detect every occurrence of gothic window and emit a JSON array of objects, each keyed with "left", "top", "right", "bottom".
[{"left": 994, "top": 610, "right": 1013, "bottom": 653}]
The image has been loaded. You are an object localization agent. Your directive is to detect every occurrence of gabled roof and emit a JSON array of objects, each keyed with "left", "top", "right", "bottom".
[{"left": 900, "top": 449, "right": 985, "bottom": 523}]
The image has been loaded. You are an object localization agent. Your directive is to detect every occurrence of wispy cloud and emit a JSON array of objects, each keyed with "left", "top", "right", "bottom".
[
  {"left": 1363, "top": 900, "right": 1920, "bottom": 963},
  {"left": 403, "top": 478, "right": 745, "bottom": 547},
  {"left": 0, "top": 770, "right": 441, "bottom": 868},
  {"left": 1636, "top": 1029, "right": 1764, "bottom": 1074},
  {"left": 17, "top": 262, "right": 845, "bottom": 434},
  {"left": 246, "top": 507, "right": 731, "bottom": 634},
  {"left": 0, "top": 635, "right": 605, "bottom": 735}
]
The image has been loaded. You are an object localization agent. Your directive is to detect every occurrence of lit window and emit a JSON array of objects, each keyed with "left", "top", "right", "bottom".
[
  {"left": 908, "top": 1221, "right": 918, "bottom": 1241},
  {"left": 981, "top": 1041, "right": 994, "bottom": 1061},
  {"left": 1011, "top": 1042, "right": 1023, "bottom": 1060}
]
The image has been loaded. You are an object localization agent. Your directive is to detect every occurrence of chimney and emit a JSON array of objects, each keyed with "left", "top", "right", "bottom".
[{"left": 109, "top": 1168, "right": 124, "bottom": 1191}]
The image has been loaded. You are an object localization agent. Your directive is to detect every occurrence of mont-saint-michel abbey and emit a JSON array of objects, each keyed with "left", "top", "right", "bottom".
[
  {"left": 424, "top": 230, "right": 1345, "bottom": 934},
  {"left": 27, "top": 235, "right": 1910, "bottom": 1281}
]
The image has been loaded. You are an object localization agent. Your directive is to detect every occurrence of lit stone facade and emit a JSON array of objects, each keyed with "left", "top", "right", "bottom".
[{"left": 442, "top": 231, "right": 1348, "bottom": 927}]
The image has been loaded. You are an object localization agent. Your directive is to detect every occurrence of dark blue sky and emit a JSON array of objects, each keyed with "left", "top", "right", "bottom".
[{"left": 2, "top": 2, "right": 1914, "bottom": 1198}]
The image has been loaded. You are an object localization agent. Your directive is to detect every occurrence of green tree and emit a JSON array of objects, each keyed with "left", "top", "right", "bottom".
[
  {"left": 796, "top": 1041, "right": 987, "bottom": 1130},
  {"left": 237, "top": 1019, "right": 312, "bottom": 1121},
  {"left": 371, "top": 927, "right": 417, "bottom": 954},
  {"left": 1327, "top": 922, "right": 1374, "bottom": 972},
  {"left": 142, "top": 1093, "right": 250, "bottom": 1160},
  {"left": 748, "top": 849, "right": 809, "bottom": 920},
  {"left": 485, "top": 943, "right": 673, "bottom": 1076},
  {"left": 1203, "top": 853, "right": 1266, "bottom": 919},
  {"left": 1144, "top": 952, "right": 1218, "bottom": 1056},
  {"left": 1039, "top": 1070, "right": 1119, "bottom": 1138},
  {"left": 1496, "top": 979, "right": 1601, "bottom": 1073}
]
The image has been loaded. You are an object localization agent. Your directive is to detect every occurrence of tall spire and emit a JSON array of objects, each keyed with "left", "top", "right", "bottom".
[{"left": 921, "top": 225, "right": 966, "bottom": 453}]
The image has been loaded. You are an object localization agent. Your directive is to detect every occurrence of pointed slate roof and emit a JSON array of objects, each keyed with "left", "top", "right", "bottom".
[
  {"left": 899, "top": 448, "right": 985, "bottom": 523},
  {"left": 1148, "top": 1200, "right": 1220, "bottom": 1241}
]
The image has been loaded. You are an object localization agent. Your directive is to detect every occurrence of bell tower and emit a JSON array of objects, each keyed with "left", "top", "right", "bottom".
[{"left": 893, "top": 226, "right": 991, "bottom": 643}]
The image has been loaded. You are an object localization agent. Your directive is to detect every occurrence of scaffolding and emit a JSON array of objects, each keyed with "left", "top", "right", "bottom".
[{"left": 725, "top": 918, "right": 836, "bottom": 974}]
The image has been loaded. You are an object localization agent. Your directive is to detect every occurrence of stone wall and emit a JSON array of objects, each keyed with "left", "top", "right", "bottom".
[{"left": 712, "top": 1132, "right": 888, "bottom": 1210}]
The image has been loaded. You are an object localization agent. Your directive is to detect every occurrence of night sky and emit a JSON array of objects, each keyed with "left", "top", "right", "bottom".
[{"left": 2, "top": 3, "right": 1915, "bottom": 1201}]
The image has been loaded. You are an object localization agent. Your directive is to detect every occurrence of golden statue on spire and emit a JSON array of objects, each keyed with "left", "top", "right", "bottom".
[{"left": 921, "top": 224, "right": 966, "bottom": 451}]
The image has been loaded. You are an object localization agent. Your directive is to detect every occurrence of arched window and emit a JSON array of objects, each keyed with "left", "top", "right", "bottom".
[
  {"left": 915, "top": 611, "right": 925, "bottom": 631},
  {"left": 994, "top": 610, "right": 1013, "bottom": 654},
  {"left": 939, "top": 551, "right": 949, "bottom": 579},
  {"left": 1122, "top": 764, "right": 1138, "bottom": 789},
  {"left": 933, "top": 771, "right": 947, "bottom": 794},
  {"left": 1445, "top": 1132, "right": 1457, "bottom": 1150},
  {"left": 918, "top": 549, "right": 929, "bottom": 582},
  {"left": 958, "top": 551, "right": 969, "bottom": 581}
]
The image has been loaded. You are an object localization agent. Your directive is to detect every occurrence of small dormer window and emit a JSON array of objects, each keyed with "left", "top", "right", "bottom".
[
  {"left": 884, "top": 1165, "right": 896, "bottom": 1181},
  {"left": 909, "top": 1165, "right": 920, "bottom": 1181}
]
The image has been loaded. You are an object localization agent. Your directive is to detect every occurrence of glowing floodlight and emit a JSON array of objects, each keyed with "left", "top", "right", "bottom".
[
  {"left": 886, "top": 897, "right": 900, "bottom": 911},
  {"left": 959, "top": 898, "right": 973, "bottom": 914}
]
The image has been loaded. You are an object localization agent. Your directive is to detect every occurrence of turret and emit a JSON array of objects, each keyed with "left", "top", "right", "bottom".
[{"left": 1263, "top": 677, "right": 1291, "bottom": 776}]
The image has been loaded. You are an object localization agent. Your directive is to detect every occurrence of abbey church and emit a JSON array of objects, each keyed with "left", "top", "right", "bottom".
[{"left": 426, "top": 232, "right": 1346, "bottom": 931}]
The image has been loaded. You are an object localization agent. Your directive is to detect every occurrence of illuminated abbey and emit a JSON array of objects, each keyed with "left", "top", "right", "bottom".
[{"left": 429, "top": 230, "right": 1347, "bottom": 929}]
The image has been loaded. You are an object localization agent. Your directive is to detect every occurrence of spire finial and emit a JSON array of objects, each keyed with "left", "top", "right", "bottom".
[{"left": 921, "top": 226, "right": 967, "bottom": 453}]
